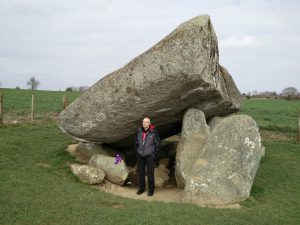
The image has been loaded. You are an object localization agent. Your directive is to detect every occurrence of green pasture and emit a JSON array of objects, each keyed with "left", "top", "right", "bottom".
[
  {"left": 0, "top": 88, "right": 300, "bottom": 224},
  {"left": 0, "top": 88, "right": 299, "bottom": 134},
  {"left": 0, "top": 88, "right": 80, "bottom": 121},
  {"left": 238, "top": 98, "right": 300, "bottom": 134},
  {"left": 0, "top": 124, "right": 299, "bottom": 224}
]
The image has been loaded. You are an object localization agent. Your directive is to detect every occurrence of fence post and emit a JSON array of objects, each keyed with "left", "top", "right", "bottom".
[
  {"left": 298, "top": 110, "right": 300, "bottom": 142},
  {"left": 63, "top": 96, "right": 68, "bottom": 110},
  {"left": 0, "top": 94, "right": 3, "bottom": 126},
  {"left": 31, "top": 95, "right": 35, "bottom": 122}
]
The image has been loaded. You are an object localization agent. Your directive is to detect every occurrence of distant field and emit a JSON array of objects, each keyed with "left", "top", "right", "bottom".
[
  {"left": 0, "top": 88, "right": 81, "bottom": 122},
  {"left": 1, "top": 88, "right": 299, "bottom": 135},
  {"left": 238, "top": 98, "right": 300, "bottom": 134}
]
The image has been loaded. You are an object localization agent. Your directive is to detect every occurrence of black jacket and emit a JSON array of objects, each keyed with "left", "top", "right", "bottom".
[{"left": 135, "top": 125, "right": 160, "bottom": 157}]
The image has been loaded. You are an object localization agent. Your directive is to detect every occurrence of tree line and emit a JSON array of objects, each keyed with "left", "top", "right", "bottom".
[
  {"left": 244, "top": 87, "right": 300, "bottom": 100},
  {"left": 0, "top": 77, "right": 299, "bottom": 99},
  {"left": 0, "top": 77, "right": 88, "bottom": 93}
]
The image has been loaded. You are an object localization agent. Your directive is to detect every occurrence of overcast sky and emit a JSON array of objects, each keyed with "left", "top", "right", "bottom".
[{"left": 0, "top": 0, "right": 299, "bottom": 93}]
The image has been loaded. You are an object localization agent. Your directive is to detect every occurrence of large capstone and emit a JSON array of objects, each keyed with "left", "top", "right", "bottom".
[
  {"left": 183, "top": 115, "right": 264, "bottom": 205},
  {"left": 58, "top": 14, "right": 242, "bottom": 147}
]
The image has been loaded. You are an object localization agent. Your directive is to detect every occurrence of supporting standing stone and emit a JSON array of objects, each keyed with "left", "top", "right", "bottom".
[
  {"left": 175, "top": 108, "right": 210, "bottom": 188},
  {"left": 183, "top": 115, "right": 264, "bottom": 205}
]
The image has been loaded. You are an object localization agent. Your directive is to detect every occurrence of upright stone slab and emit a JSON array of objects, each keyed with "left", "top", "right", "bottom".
[
  {"left": 58, "top": 15, "right": 242, "bottom": 147},
  {"left": 207, "top": 116, "right": 223, "bottom": 130},
  {"left": 183, "top": 115, "right": 263, "bottom": 205},
  {"left": 175, "top": 108, "right": 210, "bottom": 188}
]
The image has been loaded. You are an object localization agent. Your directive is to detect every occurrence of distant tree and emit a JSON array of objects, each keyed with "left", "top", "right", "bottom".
[
  {"left": 245, "top": 91, "right": 251, "bottom": 99},
  {"left": 66, "top": 86, "right": 89, "bottom": 92},
  {"left": 0, "top": 81, "right": 2, "bottom": 88},
  {"left": 281, "top": 87, "right": 298, "bottom": 99},
  {"left": 26, "top": 77, "right": 40, "bottom": 90},
  {"left": 15, "top": 86, "right": 20, "bottom": 89},
  {"left": 257, "top": 91, "right": 278, "bottom": 98},
  {"left": 65, "top": 87, "right": 73, "bottom": 92},
  {"left": 78, "top": 86, "right": 89, "bottom": 93}
]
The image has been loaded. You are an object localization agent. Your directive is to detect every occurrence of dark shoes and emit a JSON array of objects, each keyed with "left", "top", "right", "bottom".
[
  {"left": 136, "top": 190, "right": 144, "bottom": 195},
  {"left": 147, "top": 191, "right": 154, "bottom": 196},
  {"left": 136, "top": 189, "right": 154, "bottom": 196}
]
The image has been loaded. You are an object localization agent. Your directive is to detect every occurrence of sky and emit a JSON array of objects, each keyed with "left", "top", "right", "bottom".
[{"left": 0, "top": 0, "right": 299, "bottom": 94}]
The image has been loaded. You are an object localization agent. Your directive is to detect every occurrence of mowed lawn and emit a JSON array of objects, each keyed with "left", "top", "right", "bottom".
[{"left": 0, "top": 89, "right": 300, "bottom": 224}]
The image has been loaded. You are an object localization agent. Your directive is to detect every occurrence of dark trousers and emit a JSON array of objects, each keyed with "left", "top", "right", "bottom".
[{"left": 137, "top": 154, "right": 155, "bottom": 192}]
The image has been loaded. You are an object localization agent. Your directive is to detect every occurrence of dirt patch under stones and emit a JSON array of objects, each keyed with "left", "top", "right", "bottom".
[
  {"left": 93, "top": 180, "right": 240, "bottom": 208},
  {"left": 97, "top": 180, "right": 184, "bottom": 204},
  {"left": 67, "top": 144, "right": 240, "bottom": 209}
]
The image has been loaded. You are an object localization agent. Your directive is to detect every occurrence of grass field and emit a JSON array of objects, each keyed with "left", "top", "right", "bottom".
[
  {"left": 0, "top": 88, "right": 300, "bottom": 224},
  {"left": 0, "top": 88, "right": 80, "bottom": 122},
  {"left": 238, "top": 98, "right": 300, "bottom": 134},
  {"left": 1, "top": 88, "right": 299, "bottom": 133}
]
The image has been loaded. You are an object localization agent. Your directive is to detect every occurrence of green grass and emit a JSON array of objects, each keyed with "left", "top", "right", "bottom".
[
  {"left": 0, "top": 88, "right": 80, "bottom": 122},
  {"left": 0, "top": 89, "right": 300, "bottom": 224},
  {"left": 238, "top": 99, "right": 300, "bottom": 134},
  {"left": 0, "top": 124, "right": 300, "bottom": 225},
  {"left": 1, "top": 88, "right": 299, "bottom": 135}
]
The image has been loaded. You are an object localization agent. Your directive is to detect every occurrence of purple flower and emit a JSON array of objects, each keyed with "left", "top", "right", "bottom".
[{"left": 114, "top": 154, "right": 122, "bottom": 164}]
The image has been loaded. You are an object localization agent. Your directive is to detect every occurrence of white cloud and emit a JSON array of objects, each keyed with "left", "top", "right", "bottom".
[
  {"left": 219, "top": 35, "right": 263, "bottom": 48},
  {"left": 0, "top": 0, "right": 299, "bottom": 93}
]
